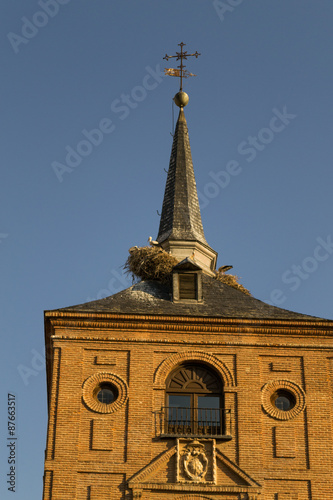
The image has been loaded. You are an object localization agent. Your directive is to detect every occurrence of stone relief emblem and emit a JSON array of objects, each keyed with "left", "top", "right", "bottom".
[
  {"left": 183, "top": 440, "right": 208, "bottom": 482},
  {"left": 177, "top": 439, "right": 216, "bottom": 484}
]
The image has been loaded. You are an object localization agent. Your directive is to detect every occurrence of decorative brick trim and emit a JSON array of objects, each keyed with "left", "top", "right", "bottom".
[
  {"left": 46, "top": 347, "right": 61, "bottom": 460},
  {"left": 51, "top": 335, "right": 333, "bottom": 350},
  {"left": 82, "top": 372, "right": 128, "bottom": 414},
  {"left": 154, "top": 350, "right": 235, "bottom": 388},
  {"left": 174, "top": 496, "right": 214, "bottom": 500},
  {"left": 215, "top": 449, "right": 261, "bottom": 487},
  {"left": 261, "top": 379, "right": 306, "bottom": 421},
  {"left": 129, "top": 446, "right": 177, "bottom": 485},
  {"left": 46, "top": 310, "right": 333, "bottom": 329},
  {"left": 133, "top": 483, "right": 260, "bottom": 494},
  {"left": 175, "top": 496, "right": 257, "bottom": 500},
  {"left": 42, "top": 470, "right": 53, "bottom": 500},
  {"left": 48, "top": 316, "right": 333, "bottom": 337}
]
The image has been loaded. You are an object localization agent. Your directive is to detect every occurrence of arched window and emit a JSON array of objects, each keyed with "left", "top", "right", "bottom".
[{"left": 164, "top": 364, "right": 224, "bottom": 437}]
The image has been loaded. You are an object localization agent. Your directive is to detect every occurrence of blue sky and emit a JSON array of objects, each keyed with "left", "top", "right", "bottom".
[{"left": 1, "top": 1, "right": 333, "bottom": 497}]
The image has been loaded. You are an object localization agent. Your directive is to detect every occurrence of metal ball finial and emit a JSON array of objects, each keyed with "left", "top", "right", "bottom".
[{"left": 174, "top": 91, "right": 189, "bottom": 108}]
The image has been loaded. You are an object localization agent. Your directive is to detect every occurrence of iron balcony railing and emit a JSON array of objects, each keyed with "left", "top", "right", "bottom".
[{"left": 158, "top": 407, "right": 232, "bottom": 439}]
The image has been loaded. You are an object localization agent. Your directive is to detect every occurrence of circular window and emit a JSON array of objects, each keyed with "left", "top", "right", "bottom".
[
  {"left": 82, "top": 372, "right": 128, "bottom": 414},
  {"left": 271, "top": 389, "right": 296, "bottom": 411},
  {"left": 96, "top": 383, "right": 118, "bottom": 405},
  {"left": 262, "top": 380, "right": 305, "bottom": 421}
]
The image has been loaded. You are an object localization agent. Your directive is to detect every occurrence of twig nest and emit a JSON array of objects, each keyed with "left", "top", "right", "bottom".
[
  {"left": 215, "top": 270, "right": 251, "bottom": 296},
  {"left": 124, "top": 245, "right": 251, "bottom": 296},
  {"left": 125, "top": 246, "right": 178, "bottom": 283}
]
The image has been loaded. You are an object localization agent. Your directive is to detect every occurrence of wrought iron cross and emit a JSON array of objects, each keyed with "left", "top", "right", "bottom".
[{"left": 163, "top": 42, "right": 201, "bottom": 91}]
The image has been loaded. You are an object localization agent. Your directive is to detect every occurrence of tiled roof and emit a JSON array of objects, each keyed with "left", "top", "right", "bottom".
[{"left": 56, "top": 274, "right": 322, "bottom": 321}]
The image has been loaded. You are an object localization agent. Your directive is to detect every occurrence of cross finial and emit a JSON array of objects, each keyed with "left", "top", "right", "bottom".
[{"left": 163, "top": 42, "right": 201, "bottom": 92}]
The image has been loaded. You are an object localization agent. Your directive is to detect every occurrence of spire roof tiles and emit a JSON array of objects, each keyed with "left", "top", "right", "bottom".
[{"left": 157, "top": 108, "right": 208, "bottom": 246}]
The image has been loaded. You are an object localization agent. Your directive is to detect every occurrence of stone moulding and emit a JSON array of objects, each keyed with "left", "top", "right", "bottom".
[
  {"left": 154, "top": 350, "right": 235, "bottom": 388},
  {"left": 82, "top": 372, "right": 128, "bottom": 414},
  {"left": 261, "top": 379, "right": 306, "bottom": 420}
]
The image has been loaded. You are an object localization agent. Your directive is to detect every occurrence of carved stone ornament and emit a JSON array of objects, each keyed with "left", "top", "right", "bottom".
[
  {"left": 177, "top": 439, "right": 216, "bottom": 484},
  {"left": 183, "top": 441, "right": 208, "bottom": 482}
]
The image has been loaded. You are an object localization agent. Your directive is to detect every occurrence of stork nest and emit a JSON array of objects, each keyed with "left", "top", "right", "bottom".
[
  {"left": 124, "top": 245, "right": 251, "bottom": 295},
  {"left": 215, "top": 270, "right": 251, "bottom": 296},
  {"left": 124, "top": 246, "right": 178, "bottom": 283}
]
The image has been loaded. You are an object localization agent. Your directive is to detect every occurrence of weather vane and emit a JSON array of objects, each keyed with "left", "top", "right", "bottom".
[{"left": 164, "top": 42, "right": 200, "bottom": 107}]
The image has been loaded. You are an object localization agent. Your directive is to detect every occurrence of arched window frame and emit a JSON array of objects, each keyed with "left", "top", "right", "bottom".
[{"left": 163, "top": 363, "right": 229, "bottom": 438}]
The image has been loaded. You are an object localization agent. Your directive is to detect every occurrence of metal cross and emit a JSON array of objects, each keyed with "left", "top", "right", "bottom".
[{"left": 163, "top": 42, "right": 201, "bottom": 91}]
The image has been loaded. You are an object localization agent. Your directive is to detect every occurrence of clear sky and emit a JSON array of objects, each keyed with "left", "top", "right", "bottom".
[{"left": 1, "top": 1, "right": 333, "bottom": 498}]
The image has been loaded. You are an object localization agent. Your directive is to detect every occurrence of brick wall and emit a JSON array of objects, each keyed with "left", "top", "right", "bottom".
[{"left": 43, "top": 313, "right": 333, "bottom": 499}]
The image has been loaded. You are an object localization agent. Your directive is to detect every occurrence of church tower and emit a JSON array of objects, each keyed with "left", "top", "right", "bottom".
[{"left": 43, "top": 45, "right": 333, "bottom": 500}]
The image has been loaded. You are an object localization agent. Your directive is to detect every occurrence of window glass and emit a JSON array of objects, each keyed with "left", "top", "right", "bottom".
[
  {"left": 272, "top": 389, "right": 295, "bottom": 412},
  {"left": 168, "top": 395, "right": 191, "bottom": 426},
  {"left": 198, "top": 396, "right": 220, "bottom": 425},
  {"left": 169, "top": 395, "right": 191, "bottom": 408},
  {"left": 198, "top": 395, "right": 220, "bottom": 408},
  {"left": 275, "top": 395, "right": 292, "bottom": 411},
  {"left": 97, "top": 384, "right": 117, "bottom": 405}
]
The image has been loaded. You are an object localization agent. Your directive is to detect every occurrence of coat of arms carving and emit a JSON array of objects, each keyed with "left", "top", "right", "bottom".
[{"left": 177, "top": 438, "right": 216, "bottom": 484}]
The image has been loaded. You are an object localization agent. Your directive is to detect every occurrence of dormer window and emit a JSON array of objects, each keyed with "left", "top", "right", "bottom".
[
  {"left": 179, "top": 273, "right": 197, "bottom": 300},
  {"left": 172, "top": 258, "right": 203, "bottom": 302}
]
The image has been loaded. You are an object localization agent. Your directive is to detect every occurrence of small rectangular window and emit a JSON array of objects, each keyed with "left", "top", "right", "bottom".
[{"left": 179, "top": 273, "right": 197, "bottom": 300}]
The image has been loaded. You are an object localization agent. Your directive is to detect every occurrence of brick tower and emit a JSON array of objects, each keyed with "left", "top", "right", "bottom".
[{"left": 43, "top": 47, "right": 333, "bottom": 500}]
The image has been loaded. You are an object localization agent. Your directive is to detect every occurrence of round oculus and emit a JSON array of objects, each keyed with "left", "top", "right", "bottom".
[
  {"left": 272, "top": 389, "right": 296, "bottom": 411},
  {"left": 261, "top": 379, "right": 305, "bottom": 421},
  {"left": 96, "top": 383, "right": 118, "bottom": 405},
  {"left": 82, "top": 372, "right": 128, "bottom": 414}
]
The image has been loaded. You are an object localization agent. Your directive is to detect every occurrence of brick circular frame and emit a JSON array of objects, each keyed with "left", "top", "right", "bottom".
[
  {"left": 82, "top": 372, "right": 128, "bottom": 414},
  {"left": 154, "top": 350, "right": 235, "bottom": 388},
  {"left": 261, "top": 379, "right": 306, "bottom": 420}
]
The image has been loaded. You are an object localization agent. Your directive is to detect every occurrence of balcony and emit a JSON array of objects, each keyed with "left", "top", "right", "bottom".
[{"left": 156, "top": 407, "right": 232, "bottom": 440}]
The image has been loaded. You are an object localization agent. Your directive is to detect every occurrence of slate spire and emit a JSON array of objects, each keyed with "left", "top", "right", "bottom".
[
  {"left": 158, "top": 44, "right": 217, "bottom": 275},
  {"left": 156, "top": 96, "right": 217, "bottom": 275},
  {"left": 157, "top": 107, "right": 208, "bottom": 246}
]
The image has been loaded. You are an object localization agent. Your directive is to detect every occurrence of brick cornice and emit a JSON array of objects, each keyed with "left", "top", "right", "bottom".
[
  {"left": 130, "top": 483, "right": 261, "bottom": 494},
  {"left": 44, "top": 311, "right": 333, "bottom": 337},
  {"left": 48, "top": 336, "right": 333, "bottom": 351}
]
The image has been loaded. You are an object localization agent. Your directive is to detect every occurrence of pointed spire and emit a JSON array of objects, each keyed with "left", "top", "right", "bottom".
[
  {"left": 158, "top": 43, "right": 217, "bottom": 275},
  {"left": 157, "top": 108, "right": 207, "bottom": 245},
  {"left": 157, "top": 107, "right": 217, "bottom": 276}
]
